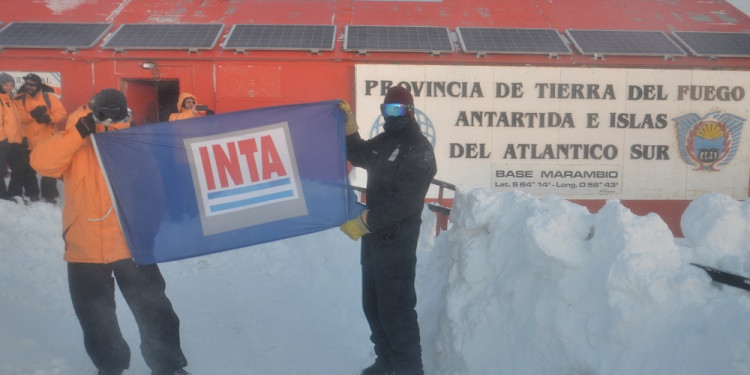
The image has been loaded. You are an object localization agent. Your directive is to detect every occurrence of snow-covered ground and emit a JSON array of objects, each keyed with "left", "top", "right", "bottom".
[{"left": 1, "top": 182, "right": 750, "bottom": 375}]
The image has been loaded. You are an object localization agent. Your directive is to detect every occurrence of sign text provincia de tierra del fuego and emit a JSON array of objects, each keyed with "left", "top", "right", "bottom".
[{"left": 355, "top": 65, "right": 750, "bottom": 200}]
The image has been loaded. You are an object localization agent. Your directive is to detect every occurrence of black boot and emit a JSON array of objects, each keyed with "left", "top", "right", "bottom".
[
  {"left": 362, "top": 359, "right": 393, "bottom": 375},
  {"left": 152, "top": 368, "right": 191, "bottom": 375}
]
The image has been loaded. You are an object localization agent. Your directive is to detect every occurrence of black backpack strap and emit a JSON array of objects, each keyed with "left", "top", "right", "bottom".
[{"left": 43, "top": 91, "right": 51, "bottom": 108}]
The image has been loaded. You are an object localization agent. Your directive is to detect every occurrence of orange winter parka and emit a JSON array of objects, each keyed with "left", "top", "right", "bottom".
[
  {"left": 0, "top": 92, "right": 22, "bottom": 144},
  {"left": 15, "top": 89, "right": 67, "bottom": 149},
  {"left": 30, "top": 120, "right": 132, "bottom": 263},
  {"left": 168, "top": 92, "right": 206, "bottom": 122},
  {"left": 65, "top": 104, "right": 92, "bottom": 130}
]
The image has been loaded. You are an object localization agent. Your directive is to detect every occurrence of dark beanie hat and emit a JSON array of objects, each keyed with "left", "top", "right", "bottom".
[
  {"left": 384, "top": 86, "right": 414, "bottom": 106},
  {"left": 93, "top": 88, "right": 127, "bottom": 110},
  {"left": 23, "top": 73, "right": 43, "bottom": 84},
  {"left": 0, "top": 73, "right": 13, "bottom": 85}
]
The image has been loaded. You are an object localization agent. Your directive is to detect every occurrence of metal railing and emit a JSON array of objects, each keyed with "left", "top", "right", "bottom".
[
  {"left": 426, "top": 178, "right": 454, "bottom": 235},
  {"left": 351, "top": 178, "right": 455, "bottom": 236}
]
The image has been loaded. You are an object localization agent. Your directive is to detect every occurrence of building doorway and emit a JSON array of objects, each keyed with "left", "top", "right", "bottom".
[{"left": 122, "top": 79, "right": 180, "bottom": 125}]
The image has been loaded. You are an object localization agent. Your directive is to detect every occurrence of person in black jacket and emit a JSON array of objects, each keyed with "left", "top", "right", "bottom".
[{"left": 339, "top": 86, "right": 437, "bottom": 375}]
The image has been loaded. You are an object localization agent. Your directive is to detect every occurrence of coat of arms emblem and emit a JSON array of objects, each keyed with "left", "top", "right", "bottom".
[{"left": 674, "top": 111, "right": 745, "bottom": 171}]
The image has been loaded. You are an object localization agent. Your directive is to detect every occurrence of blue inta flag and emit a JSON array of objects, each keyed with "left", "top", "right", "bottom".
[{"left": 93, "top": 100, "right": 364, "bottom": 264}]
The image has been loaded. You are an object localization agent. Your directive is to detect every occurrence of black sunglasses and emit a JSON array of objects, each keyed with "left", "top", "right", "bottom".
[
  {"left": 93, "top": 106, "right": 127, "bottom": 122},
  {"left": 25, "top": 82, "right": 38, "bottom": 87}
]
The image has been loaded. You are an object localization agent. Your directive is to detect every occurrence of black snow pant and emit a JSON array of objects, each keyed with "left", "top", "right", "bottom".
[
  {"left": 40, "top": 176, "right": 59, "bottom": 202},
  {"left": 0, "top": 140, "right": 9, "bottom": 198},
  {"left": 68, "top": 260, "right": 187, "bottom": 374},
  {"left": 361, "top": 219, "right": 424, "bottom": 375},
  {"left": 6, "top": 145, "right": 39, "bottom": 200}
]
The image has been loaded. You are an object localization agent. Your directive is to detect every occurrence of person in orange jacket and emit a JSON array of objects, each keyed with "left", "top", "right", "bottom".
[
  {"left": 168, "top": 92, "right": 212, "bottom": 122},
  {"left": 30, "top": 89, "right": 190, "bottom": 375},
  {"left": 11, "top": 73, "right": 67, "bottom": 203},
  {"left": 0, "top": 72, "right": 22, "bottom": 200}
]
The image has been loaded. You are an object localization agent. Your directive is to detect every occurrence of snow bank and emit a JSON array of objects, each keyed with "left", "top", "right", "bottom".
[{"left": 422, "top": 189, "right": 750, "bottom": 375}]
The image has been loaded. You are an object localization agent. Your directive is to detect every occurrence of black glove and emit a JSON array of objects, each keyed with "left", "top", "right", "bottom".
[
  {"left": 38, "top": 113, "right": 52, "bottom": 125},
  {"left": 75, "top": 113, "right": 96, "bottom": 138},
  {"left": 30, "top": 105, "right": 47, "bottom": 119}
]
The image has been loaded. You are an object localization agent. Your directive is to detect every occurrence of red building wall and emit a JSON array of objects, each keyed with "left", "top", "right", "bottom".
[{"left": 1, "top": 0, "right": 749, "bottom": 237}]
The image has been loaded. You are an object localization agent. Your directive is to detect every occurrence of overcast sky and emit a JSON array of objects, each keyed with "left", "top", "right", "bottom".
[{"left": 728, "top": 0, "right": 750, "bottom": 16}]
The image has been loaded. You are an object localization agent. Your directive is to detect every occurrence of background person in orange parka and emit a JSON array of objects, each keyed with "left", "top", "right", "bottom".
[
  {"left": 168, "top": 92, "right": 212, "bottom": 122},
  {"left": 11, "top": 73, "right": 67, "bottom": 203},
  {"left": 30, "top": 89, "right": 190, "bottom": 375},
  {"left": 0, "top": 72, "right": 22, "bottom": 200}
]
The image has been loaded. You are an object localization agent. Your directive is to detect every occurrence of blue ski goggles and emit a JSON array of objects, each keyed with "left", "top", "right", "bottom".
[{"left": 380, "top": 103, "right": 413, "bottom": 118}]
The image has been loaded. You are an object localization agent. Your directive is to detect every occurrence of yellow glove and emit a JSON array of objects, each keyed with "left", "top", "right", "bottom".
[
  {"left": 340, "top": 210, "right": 370, "bottom": 241},
  {"left": 338, "top": 100, "right": 359, "bottom": 135}
]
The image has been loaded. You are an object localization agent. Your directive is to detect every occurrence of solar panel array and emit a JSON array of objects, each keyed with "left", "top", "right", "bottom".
[
  {"left": 456, "top": 28, "right": 571, "bottom": 56},
  {"left": 565, "top": 30, "right": 686, "bottom": 58},
  {"left": 101, "top": 24, "right": 224, "bottom": 51},
  {"left": 344, "top": 25, "right": 453, "bottom": 54},
  {"left": 671, "top": 31, "right": 750, "bottom": 58},
  {"left": 1, "top": 21, "right": 748, "bottom": 59},
  {"left": 223, "top": 25, "right": 336, "bottom": 53},
  {"left": 0, "top": 22, "right": 112, "bottom": 51}
]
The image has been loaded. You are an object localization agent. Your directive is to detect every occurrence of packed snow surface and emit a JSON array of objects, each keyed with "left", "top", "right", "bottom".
[{"left": 2, "top": 186, "right": 749, "bottom": 374}]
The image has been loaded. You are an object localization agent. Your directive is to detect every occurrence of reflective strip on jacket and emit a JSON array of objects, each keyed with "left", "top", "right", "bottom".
[{"left": 30, "top": 120, "right": 132, "bottom": 263}]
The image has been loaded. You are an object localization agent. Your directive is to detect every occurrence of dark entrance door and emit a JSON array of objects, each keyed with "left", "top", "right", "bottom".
[{"left": 122, "top": 79, "right": 180, "bottom": 125}]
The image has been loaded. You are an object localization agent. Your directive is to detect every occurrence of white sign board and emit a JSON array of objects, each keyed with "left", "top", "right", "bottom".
[
  {"left": 354, "top": 65, "right": 750, "bottom": 200},
  {"left": 5, "top": 71, "right": 62, "bottom": 97}
]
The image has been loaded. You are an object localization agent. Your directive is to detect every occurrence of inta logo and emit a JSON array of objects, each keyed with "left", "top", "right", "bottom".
[{"left": 185, "top": 122, "right": 307, "bottom": 235}]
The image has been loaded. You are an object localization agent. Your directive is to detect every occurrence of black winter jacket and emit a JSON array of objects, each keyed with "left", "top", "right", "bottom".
[{"left": 346, "top": 120, "right": 437, "bottom": 234}]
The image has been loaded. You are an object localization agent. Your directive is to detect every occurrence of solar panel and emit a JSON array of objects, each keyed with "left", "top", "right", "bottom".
[
  {"left": 672, "top": 31, "right": 750, "bottom": 58},
  {"left": 101, "top": 24, "right": 224, "bottom": 52},
  {"left": 223, "top": 25, "right": 336, "bottom": 54},
  {"left": 0, "top": 22, "right": 112, "bottom": 52},
  {"left": 344, "top": 25, "right": 453, "bottom": 55},
  {"left": 456, "top": 28, "right": 571, "bottom": 57},
  {"left": 566, "top": 29, "right": 686, "bottom": 59}
]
